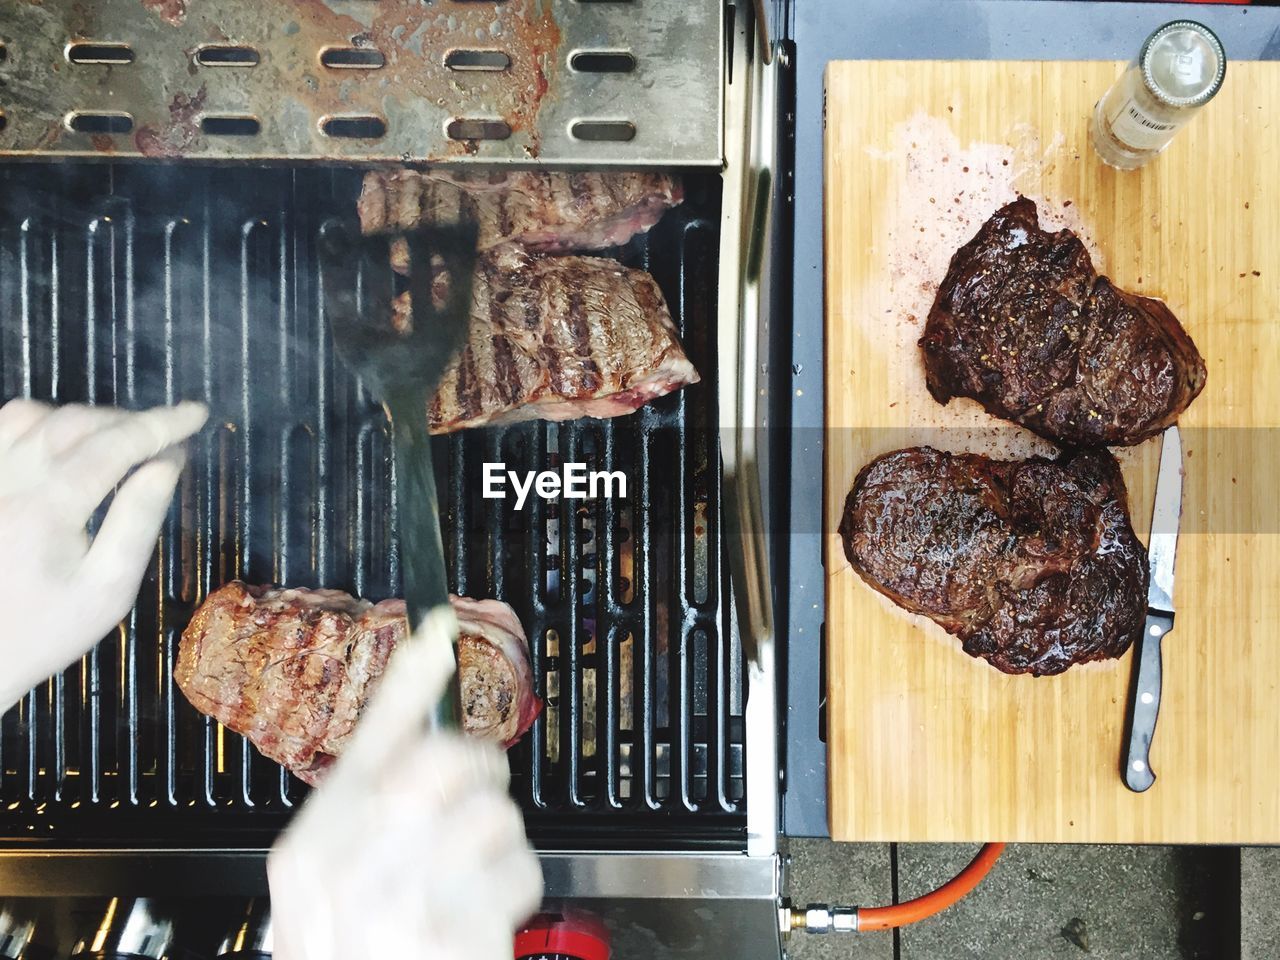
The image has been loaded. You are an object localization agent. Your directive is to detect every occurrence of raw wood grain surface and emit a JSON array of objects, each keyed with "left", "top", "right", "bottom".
[{"left": 824, "top": 60, "right": 1280, "bottom": 843}]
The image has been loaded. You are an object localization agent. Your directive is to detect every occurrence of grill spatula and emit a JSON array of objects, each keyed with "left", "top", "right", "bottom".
[{"left": 318, "top": 219, "right": 478, "bottom": 730}]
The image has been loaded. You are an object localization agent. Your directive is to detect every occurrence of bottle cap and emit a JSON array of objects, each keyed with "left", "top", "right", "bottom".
[{"left": 1141, "top": 20, "right": 1226, "bottom": 108}]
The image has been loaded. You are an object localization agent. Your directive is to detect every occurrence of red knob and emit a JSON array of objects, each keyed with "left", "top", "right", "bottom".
[{"left": 514, "top": 911, "right": 610, "bottom": 960}]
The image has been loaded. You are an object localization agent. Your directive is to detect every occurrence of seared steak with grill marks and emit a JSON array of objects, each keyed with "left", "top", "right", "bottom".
[
  {"left": 920, "top": 197, "right": 1206, "bottom": 446},
  {"left": 175, "top": 583, "right": 541, "bottom": 785},
  {"left": 838, "top": 446, "right": 1147, "bottom": 676},
  {"left": 358, "top": 169, "right": 683, "bottom": 271},
  {"left": 393, "top": 250, "right": 699, "bottom": 433}
]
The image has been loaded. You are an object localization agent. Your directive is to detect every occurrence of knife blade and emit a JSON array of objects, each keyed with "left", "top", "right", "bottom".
[{"left": 1122, "top": 425, "right": 1183, "bottom": 792}]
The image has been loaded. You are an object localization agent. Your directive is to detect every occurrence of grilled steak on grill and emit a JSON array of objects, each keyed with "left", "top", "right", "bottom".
[
  {"left": 920, "top": 197, "right": 1207, "bottom": 446},
  {"left": 452, "top": 595, "right": 542, "bottom": 746},
  {"left": 358, "top": 169, "right": 683, "bottom": 271},
  {"left": 838, "top": 446, "right": 1147, "bottom": 676},
  {"left": 393, "top": 250, "right": 700, "bottom": 433},
  {"left": 175, "top": 583, "right": 541, "bottom": 785}
]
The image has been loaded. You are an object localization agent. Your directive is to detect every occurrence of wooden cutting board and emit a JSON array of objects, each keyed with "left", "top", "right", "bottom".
[{"left": 824, "top": 60, "right": 1280, "bottom": 843}]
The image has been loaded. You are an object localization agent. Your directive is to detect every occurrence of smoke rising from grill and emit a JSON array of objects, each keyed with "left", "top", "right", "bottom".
[
  {"left": 1, "top": 165, "right": 742, "bottom": 838},
  {"left": 0, "top": 163, "right": 395, "bottom": 590}
]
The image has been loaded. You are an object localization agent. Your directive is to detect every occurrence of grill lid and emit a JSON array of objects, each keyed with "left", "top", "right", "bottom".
[{"left": 0, "top": 0, "right": 722, "bottom": 165}]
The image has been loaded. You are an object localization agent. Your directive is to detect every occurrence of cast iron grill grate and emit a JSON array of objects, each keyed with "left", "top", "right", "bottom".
[{"left": 0, "top": 164, "right": 744, "bottom": 848}]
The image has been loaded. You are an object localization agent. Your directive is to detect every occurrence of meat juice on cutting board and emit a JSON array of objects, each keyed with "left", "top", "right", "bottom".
[
  {"left": 840, "top": 114, "right": 1205, "bottom": 676},
  {"left": 863, "top": 114, "right": 1095, "bottom": 462}
]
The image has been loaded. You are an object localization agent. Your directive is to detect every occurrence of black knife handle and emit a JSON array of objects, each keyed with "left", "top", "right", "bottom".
[{"left": 1123, "top": 610, "right": 1174, "bottom": 793}]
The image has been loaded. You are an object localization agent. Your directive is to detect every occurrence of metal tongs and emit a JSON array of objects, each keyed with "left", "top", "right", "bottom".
[{"left": 318, "top": 218, "right": 478, "bottom": 731}]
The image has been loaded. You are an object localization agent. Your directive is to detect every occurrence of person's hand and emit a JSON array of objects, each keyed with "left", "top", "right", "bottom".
[
  {"left": 269, "top": 609, "right": 543, "bottom": 960},
  {"left": 0, "top": 399, "right": 209, "bottom": 710}
]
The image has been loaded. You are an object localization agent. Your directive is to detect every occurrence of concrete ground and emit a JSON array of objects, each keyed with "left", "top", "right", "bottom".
[
  {"left": 786, "top": 842, "right": 1268, "bottom": 960},
  {"left": 1241, "top": 848, "right": 1280, "bottom": 960}
]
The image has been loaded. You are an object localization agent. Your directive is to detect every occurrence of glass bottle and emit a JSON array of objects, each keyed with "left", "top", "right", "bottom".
[{"left": 1090, "top": 20, "right": 1226, "bottom": 171}]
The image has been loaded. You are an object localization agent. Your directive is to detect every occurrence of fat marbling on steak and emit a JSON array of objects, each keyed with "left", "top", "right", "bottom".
[
  {"left": 358, "top": 169, "right": 683, "bottom": 271},
  {"left": 175, "top": 583, "right": 541, "bottom": 785},
  {"left": 393, "top": 250, "right": 700, "bottom": 433},
  {"left": 920, "top": 197, "right": 1206, "bottom": 446},
  {"left": 838, "top": 446, "right": 1147, "bottom": 676}
]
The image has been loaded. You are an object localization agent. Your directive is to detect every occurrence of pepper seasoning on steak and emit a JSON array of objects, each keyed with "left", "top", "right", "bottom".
[
  {"left": 838, "top": 446, "right": 1148, "bottom": 676},
  {"left": 920, "top": 197, "right": 1206, "bottom": 446}
]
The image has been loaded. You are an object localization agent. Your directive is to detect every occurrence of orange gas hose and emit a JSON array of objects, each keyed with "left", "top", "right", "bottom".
[{"left": 856, "top": 842, "right": 1006, "bottom": 931}]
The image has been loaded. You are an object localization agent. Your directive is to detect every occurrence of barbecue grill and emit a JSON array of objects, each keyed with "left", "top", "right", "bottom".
[{"left": 0, "top": 1, "right": 789, "bottom": 957}]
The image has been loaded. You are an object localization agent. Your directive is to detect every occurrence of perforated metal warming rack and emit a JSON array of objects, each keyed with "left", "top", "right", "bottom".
[
  {"left": 0, "top": 163, "right": 744, "bottom": 849},
  {"left": 0, "top": 0, "right": 722, "bottom": 165}
]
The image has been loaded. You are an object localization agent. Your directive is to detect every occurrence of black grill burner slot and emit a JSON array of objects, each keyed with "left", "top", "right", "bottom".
[
  {"left": 194, "top": 45, "right": 261, "bottom": 68},
  {"left": 320, "top": 116, "right": 387, "bottom": 140},
  {"left": 201, "top": 115, "right": 261, "bottom": 138},
  {"left": 0, "top": 164, "right": 744, "bottom": 849},
  {"left": 570, "top": 121, "right": 637, "bottom": 143},
  {"left": 66, "top": 112, "right": 134, "bottom": 135}
]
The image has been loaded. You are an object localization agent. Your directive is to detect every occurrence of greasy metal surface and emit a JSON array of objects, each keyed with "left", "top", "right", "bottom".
[
  {"left": 74, "top": 898, "right": 173, "bottom": 960},
  {"left": 0, "top": 855, "right": 785, "bottom": 960},
  {"left": 0, "top": 0, "right": 722, "bottom": 165},
  {"left": 552, "top": 851, "right": 784, "bottom": 960},
  {"left": 720, "top": 0, "right": 777, "bottom": 860},
  {"left": 0, "top": 163, "right": 743, "bottom": 848}
]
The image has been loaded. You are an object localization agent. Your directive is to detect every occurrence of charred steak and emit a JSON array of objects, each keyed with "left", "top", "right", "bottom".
[
  {"left": 393, "top": 250, "right": 700, "bottom": 433},
  {"left": 175, "top": 583, "right": 541, "bottom": 785},
  {"left": 920, "top": 197, "right": 1206, "bottom": 446},
  {"left": 838, "top": 446, "right": 1148, "bottom": 676},
  {"left": 358, "top": 169, "right": 683, "bottom": 270}
]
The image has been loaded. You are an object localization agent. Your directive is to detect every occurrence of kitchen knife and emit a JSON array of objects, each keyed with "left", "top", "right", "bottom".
[{"left": 1123, "top": 425, "right": 1183, "bottom": 793}]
